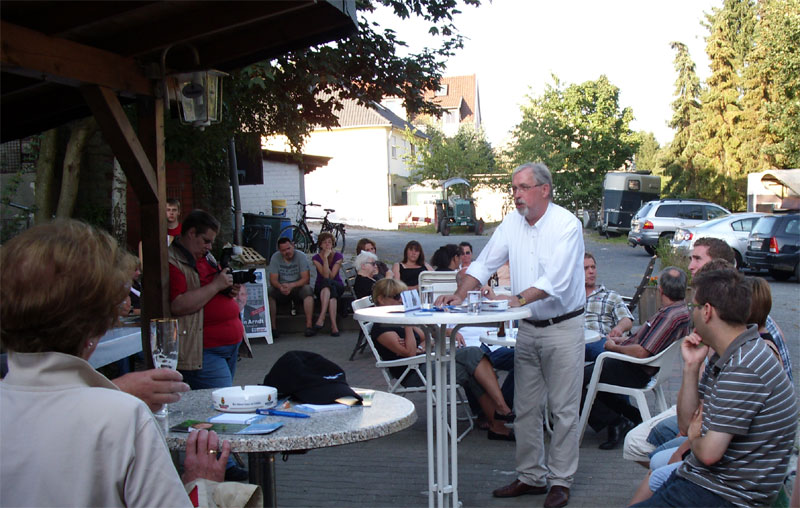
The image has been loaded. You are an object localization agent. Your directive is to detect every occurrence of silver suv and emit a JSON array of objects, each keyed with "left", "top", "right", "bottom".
[{"left": 628, "top": 199, "right": 730, "bottom": 255}]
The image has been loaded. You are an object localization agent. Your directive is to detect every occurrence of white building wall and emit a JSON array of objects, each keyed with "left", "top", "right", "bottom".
[
  {"left": 301, "top": 127, "right": 394, "bottom": 229},
  {"left": 238, "top": 160, "right": 304, "bottom": 221}
]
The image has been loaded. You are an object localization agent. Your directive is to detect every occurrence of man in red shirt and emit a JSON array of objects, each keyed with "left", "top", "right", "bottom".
[
  {"left": 168, "top": 210, "right": 244, "bottom": 390},
  {"left": 166, "top": 198, "right": 182, "bottom": 242}
]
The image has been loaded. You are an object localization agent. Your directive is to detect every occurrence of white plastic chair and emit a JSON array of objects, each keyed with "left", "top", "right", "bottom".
[
  {"left": 578, "top": 338, "right": 684, "bottom": 443},
  {"left": 418, "top": 270, "right": 457, "bottom": 299},
  {"left": 351, "top": 295, "right": 475, "bottom": 441}
]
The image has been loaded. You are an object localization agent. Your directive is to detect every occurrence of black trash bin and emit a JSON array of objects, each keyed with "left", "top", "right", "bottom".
[
  {"left": 243, "top": 223, "right": 272, "bottom": 260},
  {"left": 243, "top": 213, "right": 291, "bottom": 260}
]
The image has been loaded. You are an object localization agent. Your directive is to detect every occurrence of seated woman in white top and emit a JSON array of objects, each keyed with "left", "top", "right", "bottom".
[{"left": 0, "top": 219, "right": 232, "bottom": 507}]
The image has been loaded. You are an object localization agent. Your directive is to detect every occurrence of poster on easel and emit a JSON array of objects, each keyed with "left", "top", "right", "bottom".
[{"left": 235, "top": 268, "right": 273, "bottom": 344}]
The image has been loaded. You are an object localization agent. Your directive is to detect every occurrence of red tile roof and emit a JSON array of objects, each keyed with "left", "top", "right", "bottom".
[{"left": 422, "top": 74, "right": 479, "bottom": 125}]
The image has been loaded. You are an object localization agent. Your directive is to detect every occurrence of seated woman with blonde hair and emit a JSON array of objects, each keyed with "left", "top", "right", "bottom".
[
  {"left": 370, "top": 278, "right": 514, "bottom": 440},
  {"left": 0, "top": 220, "right": 235, "bottom": 507}
]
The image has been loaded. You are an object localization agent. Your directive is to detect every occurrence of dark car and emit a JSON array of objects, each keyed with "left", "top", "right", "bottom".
[{"left": 745, "top": 213, "right": 800, "bottom": 282}]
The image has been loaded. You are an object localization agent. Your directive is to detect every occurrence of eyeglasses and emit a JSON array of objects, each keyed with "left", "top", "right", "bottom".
[
  {"left": 510, "top": 183, "right": 546, "bottom": 194},
  {"left": 365, "top": 261, "right": 377, "bottom": 265},
  {"left": 389, "top": 294, "right": 402, "bottom": 301}
]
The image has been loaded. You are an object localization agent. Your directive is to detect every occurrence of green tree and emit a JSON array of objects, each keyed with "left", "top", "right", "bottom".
[
  {"left": 508, "top": 75, "right": 638, "bottom": 211},
  {"left": 740, "top": 0, "right": 800, "bottom": 169},
  {"left": 691, "top": 0, "right": 755, "bottom": 210},
  {"left": 659, "top": 41, "right": 704, "bottom": 198},
  {"left": 163, "top": 0, "right": 481, "bottom": 222},
  {"left": 633, "top": 132, "right": 660, "bottom": 172},
  {"left": 403, "top": 123, "right": 500, "bottom": 194}
]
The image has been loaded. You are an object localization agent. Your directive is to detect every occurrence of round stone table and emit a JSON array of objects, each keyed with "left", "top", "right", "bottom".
[{"left": 163, "top": 388, "right": 416, "bottom": 507}]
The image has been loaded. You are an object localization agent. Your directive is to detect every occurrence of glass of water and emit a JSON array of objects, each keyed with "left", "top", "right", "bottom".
[
  {"left": 467, "top": 291, "right": 481, "bottom": 315},
  {"left": 150, "top": 318, "right": 179, "bottom": 417},
  {"left": 420, "top": 285, "right": 434, "bottom": 310}
]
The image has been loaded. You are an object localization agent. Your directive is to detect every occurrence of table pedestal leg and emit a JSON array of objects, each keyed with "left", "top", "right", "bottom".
[
  {"left": 427, "top": 324, "right": 459, "bottom": 508},
  {"left": 249, "top": 452, "right": 276, "bottom": 508}
]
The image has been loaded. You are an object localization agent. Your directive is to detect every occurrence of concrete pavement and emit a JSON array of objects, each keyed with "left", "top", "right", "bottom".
[{"left": 233, "top": 330, "right": 653, "bottom": 507}]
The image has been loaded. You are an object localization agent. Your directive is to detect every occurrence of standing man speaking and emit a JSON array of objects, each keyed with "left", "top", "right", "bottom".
[{"left": 438, "top": 162, "right": 585, "bottom": 508}]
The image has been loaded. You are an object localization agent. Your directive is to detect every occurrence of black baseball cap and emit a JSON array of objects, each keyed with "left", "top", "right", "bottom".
[{"left": 262, "top": 350, "right": 362, "bottom": 404}]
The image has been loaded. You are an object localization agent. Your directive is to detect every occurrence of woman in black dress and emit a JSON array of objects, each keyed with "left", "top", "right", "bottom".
[{"left": 391, "top": 240, "right": 433, "bottom": 290}]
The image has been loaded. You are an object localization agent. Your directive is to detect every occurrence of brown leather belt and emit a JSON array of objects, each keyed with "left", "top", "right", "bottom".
[{"left": 524, "top": 308, "right": 585, "bottom": 328}]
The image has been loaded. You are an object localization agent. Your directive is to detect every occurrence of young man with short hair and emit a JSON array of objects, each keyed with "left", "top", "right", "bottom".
[{"left": 166, "top": 198, "right": 182, "bottom": 242}]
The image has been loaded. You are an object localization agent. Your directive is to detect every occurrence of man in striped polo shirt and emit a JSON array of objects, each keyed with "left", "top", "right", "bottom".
[{"left": 634, "top": 266, "right": 797, "bottom": 507}]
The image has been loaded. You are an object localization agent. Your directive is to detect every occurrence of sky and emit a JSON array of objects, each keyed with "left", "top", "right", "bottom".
[{"left": 373, "top": 0, "right": 721, "bottom": 148}]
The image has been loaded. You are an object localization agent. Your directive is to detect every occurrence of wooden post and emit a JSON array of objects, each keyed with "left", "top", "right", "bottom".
[
  {"left": 81, "top": 85, "right": 167, "bottom": 368},
  {"left": 137, "top": 96, "right": 169, "bottom": 367}
]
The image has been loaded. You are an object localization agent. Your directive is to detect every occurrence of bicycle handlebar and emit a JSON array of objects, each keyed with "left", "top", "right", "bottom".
[{"left": 296, "top": 201, "right": 320, "bottom": 207}]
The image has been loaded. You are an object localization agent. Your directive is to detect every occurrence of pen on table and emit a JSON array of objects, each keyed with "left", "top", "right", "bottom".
[{"left": 256, "top": 408, "right": 310, "bottom": 418}]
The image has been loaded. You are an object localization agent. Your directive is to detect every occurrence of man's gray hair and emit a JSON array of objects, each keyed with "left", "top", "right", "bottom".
[
  {"left": 512, "top": 162, "right": 553, "bottom": 198},
  {"left": 355, "top": 251, "right": 378, "bottom": 271},
  {"left": 658, "top": 266, "right": 687, "bottom": 301}
]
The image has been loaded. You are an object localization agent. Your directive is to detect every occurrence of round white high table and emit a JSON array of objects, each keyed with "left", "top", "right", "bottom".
[{"left": 354, "top": 305, "right": 531, "bottom": 508}]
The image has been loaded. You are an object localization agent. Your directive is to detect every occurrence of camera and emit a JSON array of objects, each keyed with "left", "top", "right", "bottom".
[
  {"left": 229, "top": 267, "right": 257, "bottom": 284},
  {"left": 219, "top": 246, "right": 257, "bottom": 285}
]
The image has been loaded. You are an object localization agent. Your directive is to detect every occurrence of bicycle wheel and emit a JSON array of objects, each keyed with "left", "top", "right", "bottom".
[
  {"left": 332, "top": 225, "right": 346, "bottom": 253},
  {"left": 280, "top": 225, "right": 313, "bottom": 253}
]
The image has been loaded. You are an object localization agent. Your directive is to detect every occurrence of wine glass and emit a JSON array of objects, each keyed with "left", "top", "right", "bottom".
[{"left": 150, "top": 318, "right": 179, "bottom": 417}]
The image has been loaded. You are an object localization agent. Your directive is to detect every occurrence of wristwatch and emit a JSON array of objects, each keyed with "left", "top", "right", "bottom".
[{"left": 516, "top": 293, "right": 527, "bottom": 306}]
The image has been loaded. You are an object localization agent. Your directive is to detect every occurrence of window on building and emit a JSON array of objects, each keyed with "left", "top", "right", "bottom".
[
  {"left": 444, "top": 109, "right": 459, "bottom": 124},
  {"left": 435, "top": 85, "right": 448, "bottom": 96}
]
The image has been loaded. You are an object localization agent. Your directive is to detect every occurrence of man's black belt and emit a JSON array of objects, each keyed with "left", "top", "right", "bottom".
[{"left": 524, "top": 308, "right": 585, "bottom": 328}]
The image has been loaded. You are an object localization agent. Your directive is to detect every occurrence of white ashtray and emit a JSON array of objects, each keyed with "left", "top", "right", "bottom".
[
  {"left": 481, "top": 300, "right": 509, "bottom": 311},
  {"left": 212, "top": 385, "right": 278, "bottom": 413}
]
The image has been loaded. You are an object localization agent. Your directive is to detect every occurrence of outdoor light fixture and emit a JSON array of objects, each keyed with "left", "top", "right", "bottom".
[
  {"left": 160, "top": 45, "right": 228, "bottom": 130},
  {"left": 171, "top": 69, "right": 227, "bottom": 129}
]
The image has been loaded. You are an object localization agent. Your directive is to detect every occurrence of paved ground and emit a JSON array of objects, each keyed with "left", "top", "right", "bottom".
[
  {"left": 232, "top": 224, "right": 798, "bottom": 507},
  {"left": 234, "top": 333, "right": 648, "bottom": 508}
]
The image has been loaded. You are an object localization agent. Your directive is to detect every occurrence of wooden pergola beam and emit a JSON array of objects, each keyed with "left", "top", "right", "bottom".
[
  {"left": 81, "top": 86, "right": 158, "bottom": 202},
  {"left": 0, "top": 21, "right": 153, "bottom": 97}
]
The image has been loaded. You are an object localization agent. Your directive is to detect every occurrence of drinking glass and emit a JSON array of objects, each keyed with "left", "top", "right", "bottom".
[
  {"left": 150, "top": 318, "right": 179, "bottom": 417},
  {"left": 467, "top": 291, "right": 481, "bottom": 315},
  {"left": 419, "top": 285, "right": 434, "bottom": 310}
]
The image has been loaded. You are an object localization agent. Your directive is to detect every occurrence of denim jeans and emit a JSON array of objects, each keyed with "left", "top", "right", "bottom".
[
  {"left": 632, "top": 472, "right": 734, "bottom": 507},
  {"left": 584, "top": 336, "right": 607, "bottom": 362},
  {"left": 481, "top": 344, "right": 515, "bottom": 408},
  {"left": 647, "top": 415, "right": 681, "bottom": 447},
  {"left": 180, "top": 342, "right": 241, "bottom": 390}
]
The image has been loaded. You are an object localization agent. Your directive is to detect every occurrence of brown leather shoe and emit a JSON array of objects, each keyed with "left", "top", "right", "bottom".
[
  {"left": 492, "top": 479, "right": 548, "bottom": 498},
  {"left": 544, "top": 485, "right": 570, "bottom": 508}
]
